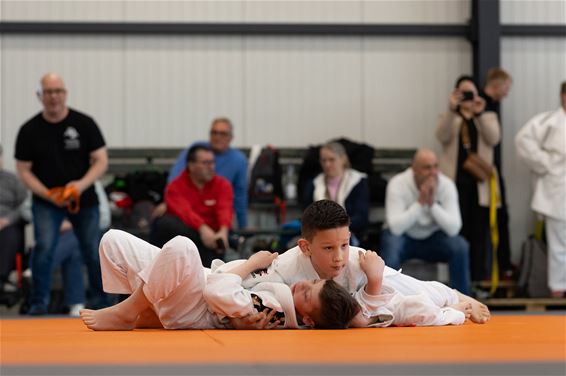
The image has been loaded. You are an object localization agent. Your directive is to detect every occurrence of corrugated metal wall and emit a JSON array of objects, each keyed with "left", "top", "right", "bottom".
[{"left": 1, "top": 0, "right": 564, "bottom": 261}]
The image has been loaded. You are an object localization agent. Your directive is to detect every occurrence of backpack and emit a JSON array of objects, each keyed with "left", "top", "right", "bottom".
[
  {"left": 517, "top": 235, "right": 551, "bottom": 298},
  {"left": 248, "top": 146, "right": 284, "bottom": 204}
]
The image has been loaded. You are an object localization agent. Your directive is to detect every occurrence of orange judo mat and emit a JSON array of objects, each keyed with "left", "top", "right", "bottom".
[{"left": 1, "top": 315, "right": 564, "bottom": 366}]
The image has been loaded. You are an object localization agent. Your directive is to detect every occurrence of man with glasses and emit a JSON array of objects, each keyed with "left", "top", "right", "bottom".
[
  {"left": 14, "top": 72, "right": 109, "bottom": 315},
  {"left": 152, "top": 145, "right": 234, "bottom": 267},
  {"left": 166, "top": 118, "right": 248, "bottom": 228}
]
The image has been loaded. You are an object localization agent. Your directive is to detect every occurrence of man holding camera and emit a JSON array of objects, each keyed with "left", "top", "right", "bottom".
[{"left": 151, "top": 145, "right": 233, "bottom": 267}]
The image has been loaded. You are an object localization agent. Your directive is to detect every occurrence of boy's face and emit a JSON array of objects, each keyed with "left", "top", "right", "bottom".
[
  {"left": 298, "top": 226, "right": 350, "bottom": 279},
  {"left": 291, "top": 279, "right": 325, "bottom": 326}
]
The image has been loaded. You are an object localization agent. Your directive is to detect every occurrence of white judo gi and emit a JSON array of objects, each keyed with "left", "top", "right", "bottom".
[
  {"left": 99, "top": 229, "right": 299, "bottom": 329},
  {"left": 233, "top": 245, "right": 465, "bottom": 327}
]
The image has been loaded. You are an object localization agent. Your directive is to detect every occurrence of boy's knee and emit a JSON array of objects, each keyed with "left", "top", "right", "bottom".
[{"left": 162, "top": 236, "right": 199, "bottom": 258}]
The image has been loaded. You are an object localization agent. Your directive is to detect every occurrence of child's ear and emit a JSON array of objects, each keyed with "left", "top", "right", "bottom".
[
  {"left": 297, "top": 238, "right": 311, "bottom": 256},
  {"left": 302, "top": 315, "right": 315, "bottom": 328}
]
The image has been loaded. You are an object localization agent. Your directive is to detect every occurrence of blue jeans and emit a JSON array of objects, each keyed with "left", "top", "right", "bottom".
[
  {"left": 53, "top": 230, "right": 86, "bottom": 306},
  {"left": 30, "top": 199, "right": 108, "bottom": 313},
  {"left": 380, "top": 229, "right": 471, "bottom": 295}
]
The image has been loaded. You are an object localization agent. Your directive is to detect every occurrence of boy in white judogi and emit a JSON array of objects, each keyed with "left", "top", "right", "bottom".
[{"left": 230, "top": 200, "right": 490, "bottom": 326}]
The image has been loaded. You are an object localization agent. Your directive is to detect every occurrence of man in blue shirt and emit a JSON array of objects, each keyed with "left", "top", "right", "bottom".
[{"left": 168, "top": 118, "right": 248, "bottom": 228}]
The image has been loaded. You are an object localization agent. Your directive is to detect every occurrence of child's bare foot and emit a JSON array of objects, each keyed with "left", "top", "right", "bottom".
[
  {"left": 449, "top": 302, "right": 472, "bottom": 320},
  {"left": 80, "top": 306, "right": 138, "bottom": 331},
  {"left": 456, "top": 291, "right": 490, "bottom": 324}
]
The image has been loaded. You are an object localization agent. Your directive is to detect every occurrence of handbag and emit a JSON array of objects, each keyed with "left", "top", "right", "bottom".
[{"left": 460, "top": 120, "right": 494, "bottom": 182}]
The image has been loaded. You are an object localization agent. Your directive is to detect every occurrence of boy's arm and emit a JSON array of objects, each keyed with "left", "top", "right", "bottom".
[
  {"left": 351, "top": 250, "right": 395, "bottom": 328},
  {"left": 204, "top": 252, "right": 280, "bottom": 328},
  {"left": 223, "top": 251, "right": 278, "bottom": 279},
  {"left": 358, "top": 250, "right": 384, "bottom": 295}
]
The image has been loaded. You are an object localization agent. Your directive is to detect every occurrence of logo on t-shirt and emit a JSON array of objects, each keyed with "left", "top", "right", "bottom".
[{"left": 63, "top": 126, "right": 80, "bottom": 150}]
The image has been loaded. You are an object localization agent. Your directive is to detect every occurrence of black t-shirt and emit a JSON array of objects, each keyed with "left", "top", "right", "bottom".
[{"left": 14, "top": 108, "right": 105, "bottom": 208}]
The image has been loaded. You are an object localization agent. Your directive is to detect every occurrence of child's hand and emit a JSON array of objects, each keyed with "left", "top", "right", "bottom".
[
  {"left": 248, "top": 251, "right": 278, "bottom": 270},
  {"left": 358, "top": 250, "right": 385, "bottom": 282}
]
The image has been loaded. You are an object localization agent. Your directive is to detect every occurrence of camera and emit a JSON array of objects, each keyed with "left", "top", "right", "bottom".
[{"left": 461, "top": 91, "right": 475, "bottom": 101}]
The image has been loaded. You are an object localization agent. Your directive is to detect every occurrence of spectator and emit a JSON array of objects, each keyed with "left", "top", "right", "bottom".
[
  {"left": 380, "top": 149, "right": 471, "bottom": 295},
  {"left": 167, "top": 118, "right": 247, "bottom": 228},
  {"left": 303, "top": 142, "right": 369, "bottom": 245},
  {"left": 14, "top": 72, "right": 109, "bottom": 315},
  {"left": 436, "top": 75, "right": 501, "bottom": 283},
  {"left": 481, "top": 68, "right": 515, "bottom": 278},
  {"left": 515, "top": 81, "right": 566, "bottom": 298},
  {"left": 0, "top": 144, "right": 27, "bottom": 296},
  {"left": 21, "top": 181, "right": 111, "bottom": 316},
  {"left": 151, "top": 145, "right": 234, "bottom": 267}
]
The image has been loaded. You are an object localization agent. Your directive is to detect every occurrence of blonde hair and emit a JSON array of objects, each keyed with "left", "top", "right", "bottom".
[{"left": 485, "top": 68, "right": 512, "bottom": 85}]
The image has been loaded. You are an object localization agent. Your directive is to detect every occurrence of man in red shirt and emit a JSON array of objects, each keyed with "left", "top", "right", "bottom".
[{"left": 151, "top": 145, "right": 233, "bottom": 266}]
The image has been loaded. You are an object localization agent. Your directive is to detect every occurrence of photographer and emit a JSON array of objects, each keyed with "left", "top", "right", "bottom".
[{"left": 435, "top": 76, "right": 501, "bottom": 284}]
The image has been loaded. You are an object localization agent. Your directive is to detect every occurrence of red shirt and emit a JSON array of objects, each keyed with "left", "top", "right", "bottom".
[{"left": 166, "top": 170, "right": 233, "bottom": 231}]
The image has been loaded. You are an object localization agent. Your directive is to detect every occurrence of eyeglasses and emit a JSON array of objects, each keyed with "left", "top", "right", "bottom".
[
  {"left": 195, "top": 159, "right": 215, "bottom": 166},
  {"left": 210, "top": 130, "right": 231, "bottom": 137},
  {"left": 40, "top": 88, "right": 66, "bottom": 96}
]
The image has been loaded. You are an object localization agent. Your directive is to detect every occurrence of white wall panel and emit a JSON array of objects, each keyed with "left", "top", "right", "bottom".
[
  {"left": 362, "top": 0, "right": 470, "bottom": 24},
  {"left": 244, "top": 0, "right": 362, "bottom": 23},
  {"left": 123, "top": 35, "right": 244, "bottom": 147},
  {"left": 2, "top": 0, "right": 124, "bottom": 21},
  {"left": 501, "top": 0, "right": 566, "bottom": 25},
  {"left": 124, "top": 1, "right": 243, "bottom": 22},
  {"left": 2, "top": 0, "right": 473, "bottom": 24},
  {"left": 244, "top": 36, "right": 362, "bottom": 146},
  {"left": 1, "top": 35, "right": 124, "bottom": 170},
  {"left": 501, "top": 37, "right": 566, "bottom": 261},
  {"left": 363, "top": 38, "right": 471, "bottom": 148}
]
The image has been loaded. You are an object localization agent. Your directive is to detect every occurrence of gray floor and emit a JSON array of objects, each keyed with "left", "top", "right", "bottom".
[{"left": 3, "top": 362, "right": 566, "bottom": 376}]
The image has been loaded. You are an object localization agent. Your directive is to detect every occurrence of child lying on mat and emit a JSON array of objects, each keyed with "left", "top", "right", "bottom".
[
  {"left": 82, "top": 228, "right": 474, "bottom": 332},
  {"left": 228, "top": 200, "right": 490, "bottom": 327},
  {"left": 80, "top": 231, "right": 360, "bottom": 331}
]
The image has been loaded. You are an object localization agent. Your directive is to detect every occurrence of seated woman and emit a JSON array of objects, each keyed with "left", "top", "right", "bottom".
[{"left": 303, "top": 142, "right": 369, "bottom": 245}]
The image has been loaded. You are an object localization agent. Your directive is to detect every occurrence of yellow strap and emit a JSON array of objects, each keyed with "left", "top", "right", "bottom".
[
  {"left": 489, "top": 174, "right": 499, "bottom": 295},
  {"left": 534, "top": 219, "right": 544, "bottom": 241}
]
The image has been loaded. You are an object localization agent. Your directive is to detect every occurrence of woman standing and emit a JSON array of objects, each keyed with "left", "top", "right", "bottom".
[{"left": 436, "top": 76, "right": 501, "bottom": 282}]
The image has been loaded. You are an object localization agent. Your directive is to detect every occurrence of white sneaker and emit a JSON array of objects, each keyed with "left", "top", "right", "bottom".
[{"left": 68, "top": 303, "right": 85, "bottom": 317}]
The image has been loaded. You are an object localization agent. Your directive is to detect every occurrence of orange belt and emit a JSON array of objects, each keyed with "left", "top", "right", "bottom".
[{"left": 47, "top": 186, "right": 80, "bottom": 214}]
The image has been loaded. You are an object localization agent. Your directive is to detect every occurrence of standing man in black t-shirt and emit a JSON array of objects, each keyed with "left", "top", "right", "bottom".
[
  {"left": 15, "top": 72, "right": 109, "bottom": 315},
  {"left": 480, "top": 68, "right": 515, "bottom": 280}
]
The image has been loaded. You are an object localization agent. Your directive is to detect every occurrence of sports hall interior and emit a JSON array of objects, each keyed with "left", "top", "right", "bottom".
[{"left": 1, "top": 1, "right": 565, "bottom": 375}]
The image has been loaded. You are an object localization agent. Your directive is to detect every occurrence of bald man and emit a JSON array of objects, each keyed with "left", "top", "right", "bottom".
[
  {"left": 379, "top": 149, "right": 471, "bottom": 295},
  {"left": 14, "top": 73, "right": 109, "bottom": 315}
]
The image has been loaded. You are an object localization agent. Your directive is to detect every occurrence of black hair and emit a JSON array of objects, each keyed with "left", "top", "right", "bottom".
[
  {"left": 454, "top": 75, "right": 476, "bottom": 89},
  {"left": 186, "top": 144, "right": 213, "bottom": 164},
  {"left": 301, "top": 200, "right": 350, "bottom": 241},
  {"left": 313, "top": 280, "right": 360, "bottom": 329}
]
